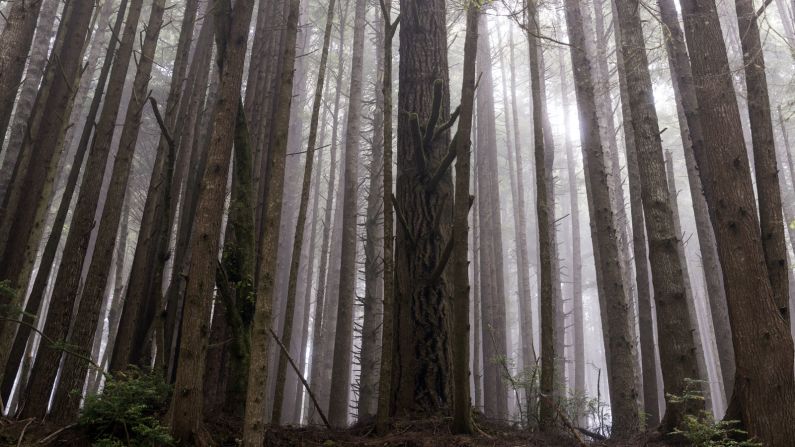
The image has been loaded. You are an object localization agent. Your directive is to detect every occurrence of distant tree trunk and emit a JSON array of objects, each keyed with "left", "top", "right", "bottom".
[
  {"left": 327, "top": 0, "right": 366, "bottom": 428},
  {"left": 19, "top": 0, "right": 144, "bottom": 419},
  {"left": 168, "top": 0, "right": 255, "bottom": 441},
  {"left": 391, "top": 0, "right": 455, "bottom": 416},
  {"left": 359, "top": 0, "right": 384, "bottom": 419},
  {"left": 507, "top": 30, "right": 536, "bottom": 377},
  {"left": 613, "top": 0, "right": 701, "bottom": 431},
  {"left": 562, "top": 0, "right": 641, "bottom": 436},
  {"left": 471, "top": 172, "right": 483, "bottom": 413},
  {"left": 50, "top": 0, "right": 167, "bottom": 422},
  {"left": 558, "top": 43, "right": 586, "bottom": 425},
  {"left": 111, "top": 0, "right": 200, "bottom": 372},
  {"left": 657, "top": 0, "right": 735, "bottom": 401},
  {"left": 736, "top": 0, "right": 789, "bottom": 320},
  {"left": 375, "top": 0, "right": 396, "bottom": 433},
  {"left": 0, "top": 0, "right": 95, "bottom": 325},
  {"left": 0, "top": 0, "right": 46, "bottom": 147},
  {"left": 451, "top": 2, "right": 478, "bottom": 435},
  {"left": 271, "top": 0, "right": 336, "bottom": 425},
  {"left": 679, "top": 0, "right": 795, "bottom": 443},
  {"left": 242, "top": 0, "right": 299, "bottom": 443},
  {"left": 0, "top": 0, "right": 59, "bottom": 203}
]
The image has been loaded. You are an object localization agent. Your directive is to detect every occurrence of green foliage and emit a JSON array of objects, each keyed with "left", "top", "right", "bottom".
[
  {"left": 79, "top": 368, "right": 173, "bottom": 447},
  {"left": 668, "top": 379, "right": 760, "bottom": 447}
]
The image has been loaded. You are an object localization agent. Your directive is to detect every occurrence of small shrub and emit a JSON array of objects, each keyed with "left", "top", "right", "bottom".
[
  {"left": 79, "top": 368, "right": 173, "bottom": 446},
  {"left": 671, "top": 414, "right": 761, "bottom": 447}
]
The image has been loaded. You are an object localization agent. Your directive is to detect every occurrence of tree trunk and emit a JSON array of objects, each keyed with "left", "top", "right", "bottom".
[
  {"left": 736, "top": 0, "right": 789, "bottom": 321},
  {"left": 50, "top": 0, "right": 166, "bottom": 422},
  {"left": 679, "top": 0, "right": 795, "bottom": 443},
  {"left": 562, "top": 0, "right": 641, "bottom": 436},
  {"left": 613, "top": 0, "right": 701, "bottom": 431},
  {"left": 242, "top": 0, "right": 298, "bottom": 443},
  {"left": 657, "top": 0, "right": 735, "bottom": 402},
  {"left": 391, "top": 0, "right": 454, "bottom": 416},
  {"left": 168, "top": 0, "right": 255, "bottom": 441},
  {"left": 0, "top": 0, "right": 59, "bottom": 203},
  {"left": 19, "top": 0, "right": 144, "bottom": 419},
  {"left": 327, "top": 0, "right": 366, "bottom": 428}
]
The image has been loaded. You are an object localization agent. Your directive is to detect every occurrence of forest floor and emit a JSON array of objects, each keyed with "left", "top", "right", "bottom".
[{"left": 0, "top": 415, "right": 680, "bottom": 446}]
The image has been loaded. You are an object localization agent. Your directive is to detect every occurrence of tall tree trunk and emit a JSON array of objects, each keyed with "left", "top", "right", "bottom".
[
  {"left": 271, "top": 0, "right": 336, "bottom": 425},
  {"left": 562, "top": 0, "right": 641, "bottom": 436},
  {"left": 0, "top": 0, "right": 46, "bottom": 147},
  {"left": 391, "top": 0, "right": 454, "bottom": 416},
  {"left": 50, "top": 0, "right": 167, "bottom": 422},
  {"left": 242, "top": 0, "right": 298, "bottom": 443},
  {"left": 736, "top": 0, "right": 790, "bottom": 320},
  {"left": 613, "top": 0, "right": 701, "bottom": 431},
  {"left": 0, "top": 0, "right": 59, "bottom": 203},
  {"left": 111, "top": 0, "right": 200, "bottom": 371},
  {"left": 657, "top": 0, "right": 735, "bottom": 401},
  {"left": 451, "top": 2, "right": 478, "bottom": 435},
  {"left": 679, "top": 0, "right": 795, "bottom": 443},
  {"left": 168, "top": 0, "right": 255, "bottom": 441},
  {"left": 0, "top": 0, "right": 96, "bottom": 329},
  {"left": 19, "top": 0, "right": 144, "bottom": 419},
  {"left": 327, "top": 0, "right": 366, "bottom": 428}
]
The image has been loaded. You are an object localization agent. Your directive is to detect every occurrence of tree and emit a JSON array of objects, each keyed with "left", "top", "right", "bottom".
[
  {"left": 679, "top": 0, "right": 795, "bottom": 443},
  {"left": 328, "top": 0, "right": 366, "bottom": 428},
  {"left": 451, "top": 0, "right": 479, "bottom": 434},
  {"left": 168, "top": 0, "right": 256, "bottom": 441},
  {"left": 613, "top": 0, "right": 701, "bottom": 431},
  {"left": 242, "top": 0, "right": 299, "bottom": 443},
  {"left": 562, "top": 0, "right": 641, "bottom": 436}
]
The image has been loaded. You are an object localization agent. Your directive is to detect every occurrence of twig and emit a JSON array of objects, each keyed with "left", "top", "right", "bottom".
[
  {"left": 149, "top": 97, "right": 174, "bottom": 150},
  {"left": 17, "top": 418, "right": 34, "bottom": 447},
  {"left": 267, "top": 327, "right": 332, "bottom": 430},
  {"left": 36, "top": 423, "right": 77, "bottom": 444}
]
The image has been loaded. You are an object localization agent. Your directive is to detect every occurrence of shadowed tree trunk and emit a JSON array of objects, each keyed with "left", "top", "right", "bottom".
[{"left": 679, "top": 0, "right": 795, "bottom": 443}]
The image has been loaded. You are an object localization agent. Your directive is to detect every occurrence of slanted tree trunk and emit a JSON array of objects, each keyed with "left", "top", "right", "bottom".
[
  {"left": 168, "top": 0, "right": 255, "bottom": 441},
  {"left": 49, "top": 0, "right": 167, "bottom": 423},
  {"left": 0, "top": 0, "right": 46, "bottom": 147},
  {"left": 0, "top": 0, "right": 59, "bottom": 203},
  {"left": 242, "top": 0, "right": 299, "bottom": 443},
  {"left": 451, "top": 2, "right": 479, "bottom": 435},
  {"left": 736, "top": 0, "right": 789, "bottom": 320},
  {"left": 657, "top": 0, "right": 735, "bottom": 402},
  {"left": 111, "top": 0, "right": 200, "bottom": 372},
  {"left": 562, "top": 0, "right": 641, "bottom": 436},
  {"left": 19, "top": 0, "right": 145, "bottom": 419},
  {"left": 613, "top": 0, "right": 701, "bottom": 431},
  {"left": 328, "top": 0, "right": 366, "bottom": 429},
  {"left": 679, "top": 0, "right": 795, "bottom": 443}
]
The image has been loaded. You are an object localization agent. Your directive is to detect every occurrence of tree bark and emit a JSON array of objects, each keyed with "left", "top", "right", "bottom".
[
  {"left": 679, "top": 0, "right": 795, "bottom": 443},
  {"left": 562, "top": 0, "right": 641, "bottom": 436}
]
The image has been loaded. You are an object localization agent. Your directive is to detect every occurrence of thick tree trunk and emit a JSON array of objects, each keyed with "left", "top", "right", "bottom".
[
  {"left": 657, "top": 0, "right": 735, "bottom": 401},
  {"left": 679, "top": 0, "right": 795, "bottom": 443},
  {"left": 562, "top": 0, "right": 641, "bottom": 436},
  {"left": 168, "top": 0, "right": 255, "bottom": 441},
  {"left": 391, "top": 0, "right": 454, "bottom": 416},
  {"left": 242, "top": 0, "right": 298, "bottom": 443},
  {"left": 613, "top": 0, "right": 701, "bottom": 431},
  {"left": 19, "top": 0, "right": 144, "bottom": 419},
  {"left": 328, "top": 0, "right": 366, "bottom": 428}
]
